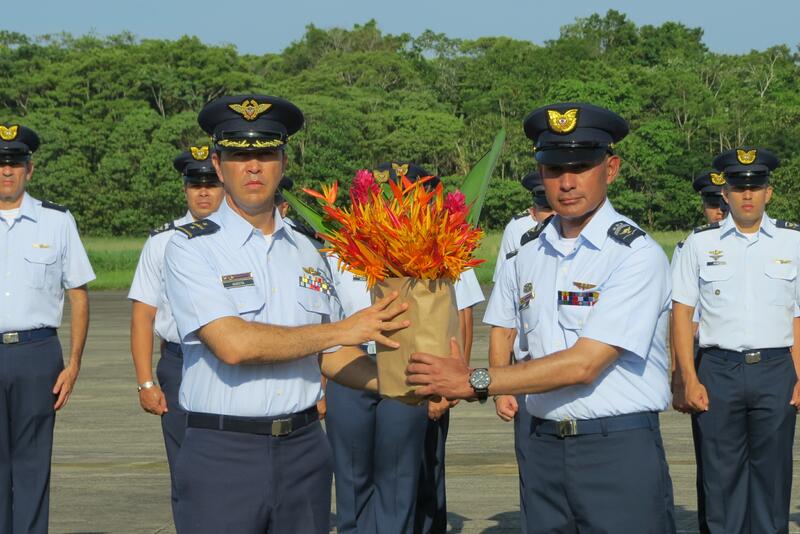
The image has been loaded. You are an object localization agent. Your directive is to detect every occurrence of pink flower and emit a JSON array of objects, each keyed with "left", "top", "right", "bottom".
[
  {"left": 444, "top": 190, "right": 467, "bottom": 215},
  {"left": 351, "top": 169, "right": 380, "bottom": 205}
]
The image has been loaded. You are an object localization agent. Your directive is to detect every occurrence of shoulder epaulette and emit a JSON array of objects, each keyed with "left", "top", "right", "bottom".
[
  {"left": 776, "top": 220, "right": 800, "bottom": 231},
  {"left": 693, "top": 221, "right": 720, "bottom": 234},
  {"left": 506, "top": 250, "right": 518, "bottom": 260},
  {"left": 175, "top": 219, "right": 219, "bottom": 239},
  {"left": 41, "top": 200, "right": 68, "bottom": 213},
  {"left": 287, "top": 220, "right": 324, "bottom": 247},
  {"left": 149, "top": 221, "right": 176, "bottom": 237},
  {"left": 608, "top": 221, "right": 646, "bottom": 247},
  {"left": 512, "top": 210, "right": 530, "bottom": 220},
  {"left": 676, "top": 239, "right": 685, "bottom": 249},
  {"left": 520, "top": 215, "right": 554, "bottom": 248}
]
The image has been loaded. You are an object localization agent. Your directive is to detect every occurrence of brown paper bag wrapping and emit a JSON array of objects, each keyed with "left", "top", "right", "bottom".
[{"left": 370, "top": 276, "right": 461, "bottom": 405}]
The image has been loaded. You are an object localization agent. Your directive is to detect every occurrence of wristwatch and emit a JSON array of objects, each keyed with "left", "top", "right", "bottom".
[
  {"left": 137, "top": 380, "right": 156, "bottom": 392},
  {"left": 468, "top": 368, "right": 491, "bottom": 403}
]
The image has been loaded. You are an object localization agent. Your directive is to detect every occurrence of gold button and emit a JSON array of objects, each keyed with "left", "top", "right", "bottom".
[{"left": 714, "top": 289, "right": 721, "bottom": 296}]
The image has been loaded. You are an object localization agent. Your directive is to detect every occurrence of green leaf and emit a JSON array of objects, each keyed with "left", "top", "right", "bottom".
[
  {"left": 281, "top": 189, "right": 333, "bottom": 235},
  {"left": 459, "top": 128, "right": 506, "bottom": 226}
]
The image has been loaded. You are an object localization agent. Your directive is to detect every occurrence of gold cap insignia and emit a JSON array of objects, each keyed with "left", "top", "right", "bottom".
[
  {"left": 0, "top": 125, "right": 19, "bottom": 141},
  {"left": 547, "top": 109, "right": 579, "bottom": 134},
  {"left": 228, "top": 99, "right": 272, "bottom": 121},
  {"left": 373, "top": 170, "right": 390, "bottom": 183},
  {"left": 191, "top": 146, "right": 209, "bottom": 160},
  {"left": 391, "top": 162, "right": 409, "bottom": 176},
  {"left": 737, "top": 149, "right": 757, "bottom": 165},
  {"left": 573, "top": 281, "right": 597, "bottom": 290},
  {"left": 710, "top": 172, "right": 726, "bottom": 186}
]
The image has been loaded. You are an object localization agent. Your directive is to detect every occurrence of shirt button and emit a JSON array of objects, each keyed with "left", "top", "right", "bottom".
[{"left": 714, "top": 289, "right": 721, "bottom": 296}]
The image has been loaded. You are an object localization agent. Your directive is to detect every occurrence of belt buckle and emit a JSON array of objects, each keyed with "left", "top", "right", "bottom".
[
  {"left": 744, "top": 351, "right": 761, "bottom": 364},
  {"left": 557, "top": 419, "right": 578, "bottom": 438},
  {"left": 271, "top": 418, "right": 292, "bottom": 437},
  {"left": 2, "top": 332, "right": 19, "bottom": 344}
]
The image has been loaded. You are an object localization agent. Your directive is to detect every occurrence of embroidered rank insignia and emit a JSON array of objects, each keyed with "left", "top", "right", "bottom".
[
  {"left": 191, "top": 146, "right": 209, "bottom": 160},
  {"left": 547, "top": 109, "right": 579, "bottom": 134},
  {"left": 737, "top": 149, "right": 757, "bottom": 164},
  {"left": 150, "top": 221, "right": 175, "bottom": 237},
  {"left": 373, "top": 170, "right": 391, "bottom": 183},
  {"left": 221, "top": 272, "right": 255, "bottom": 289},
  {"left": 391, "top": 162, "right": 409, "bottom": 177},
  {"left": 710, "top": 172, "right": 726, "bottom": 186},
  {"left": 608, "top": 221, "right": 645, "bottom": 247},
  {"left": 777, "top": 220, "right": 800, "bottom": 231},
  {"left": 228, "top": 99, "right": 271, "bottom": 121},
  {"left": 694, "top": 221, "right": 720, "bottom": 234},
  {"left": 176, "top": 219, "right": 220, "bottom": 239},
  {"left": 558, "top": 291, "right": 599, "bottom": 307},
  {"left": 0, "top": 125, "right": 18, "bottom": 141},
  {"left": 573, "top": 281, "right": 596, "bottom": 290},
  {"left": 299, "top": 267, "right": 333, "bottom": 295},
  {"left": 520, "top": 215, "right": 554, "bottom": 248},
  {"left": 40, "top": 200, "right": 68, "bottom": 212},
  {"left": 506, "top": 250, "right": 518, "bottom": 260}
]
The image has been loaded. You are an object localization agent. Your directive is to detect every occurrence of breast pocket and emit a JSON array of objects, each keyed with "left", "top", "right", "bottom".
[
  {"left": 230, "top": 286, "right": 264, "bottom": 317},
  {"left": 298, "top": 290, "right": 333, "bottom": 325},
  {"left": 24, "top": 248, "right": 58, "bottom": 289},
  {"left": 558, "top": 305, "right": 592, "bottom": 334},
  {"left": 764, "top": 262, "right": 797, "bottom": 307},
  {"left": 699, "top": 266, "right": 734, "bottom": 308}
]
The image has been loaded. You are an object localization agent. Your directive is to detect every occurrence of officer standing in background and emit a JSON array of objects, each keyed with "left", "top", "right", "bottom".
[
  {"left": 490, "top": 171, "right": 554, "bottom": 534},
  {"left": 670, "top": 169, "right": 728, "bottom": 534},
  {"left": 163, "top": 94, "right": 409, "bottom": 534},
  {"left": 673, "top": 148, "right": 800, "bottom": 533},
  {"left": 0, "top": 123, "right": 95, "bottom": 533},
  {"left": 407, "top": 103, "right": 675, "bottom": 533},
  {"left": 275, "top": 176, "right": 293, "bottom": 220},
  {"left": 127, "top": 145, "right": 224, "bottom": 517}
]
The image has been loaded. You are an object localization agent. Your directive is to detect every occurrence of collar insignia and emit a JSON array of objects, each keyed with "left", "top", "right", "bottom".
[
  {"left": 229, "top": 99, "right": 272, "bottom": 121},
  {"left": 391, "top": 162, "right": 409, "bottom": 176},
  {"left": 710, "top": 172, "right": 726, "bottom": 186},
  {"left": 0, "top": 125, "right": 18, "bottom": 141},
  {"left": 191, "top": 146, "right": 209, "bottom": 160},
  {"left": 737, "top": 149, "right": 757, "bottom": 164},
  {"left": 373, "top": 170, "right": 391, "bottom": 183},
  {"left": 547, "top": 109, "right": 579, "bottom": 134},
  {"left": 573, "top": 281, "right": 597, "bottom": 290},
  {"left": 708, "top": 250, "right": 724, "bottom": 261}
]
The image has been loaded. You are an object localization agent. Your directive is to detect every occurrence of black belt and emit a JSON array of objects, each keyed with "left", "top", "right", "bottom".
[
  {"left": 0, "top": 328, "right": 57, "bottom": 345},
  {"left": 702, "top": 346, "right": 790, "bottom": 365},
  {"left": 186, "top": 406, "right": 318, "bottom": 437},
  {"left": 163, "top": 341, "right": 183, "bottom": 356},
  {"left": 532, "top": 411, "right": 658, "bottom": 438}
]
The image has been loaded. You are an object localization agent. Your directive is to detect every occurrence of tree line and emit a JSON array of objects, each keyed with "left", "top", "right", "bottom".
[{"left": 2, "top": 10, "right": 799, "bottom": 235}]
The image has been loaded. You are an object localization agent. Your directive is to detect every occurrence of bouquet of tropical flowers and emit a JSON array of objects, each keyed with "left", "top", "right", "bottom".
[{"left": 284, "top": 130, "right": 505, "bottom": 402}]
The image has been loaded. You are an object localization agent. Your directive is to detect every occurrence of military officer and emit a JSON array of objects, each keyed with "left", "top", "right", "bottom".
[
  {"left": 672, "top": 147, "right": 800, "bottom": 533},
  {"left": 127, "top": 145, "right": 224, "bottom": 517},
  {"left": 0, "top": 123, "right": 95, "bottom": 533},
  {"left": 407, "top": 103, "right": 676, "bottom": 533},
  {"left": 163, "top": 94, "right": 408, "bottom": 534}
]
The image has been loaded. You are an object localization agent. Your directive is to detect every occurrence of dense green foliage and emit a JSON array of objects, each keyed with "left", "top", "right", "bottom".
[{"left": 2, "top": 12, "right": 799, "bottom": 235}]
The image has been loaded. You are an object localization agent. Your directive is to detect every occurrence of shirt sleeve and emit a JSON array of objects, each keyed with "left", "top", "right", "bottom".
[
  {"left": 454, "top": 268, "right": 484, "bottom": 310},
  {"left": 61, "top": 211, "right": 96, "bottom": 289},
  {"left": 671, "top": 235, "right": 700, "bottom": 307},
  {"left": 483, "top": 257, "right": 518, "bottom": 329},
  {"left": 127, "top": 236, "right": 162, "bottom": 307},
  {"left": 493, "top": 221, "right": 519, "bottom": 282},
  {"left": 164, "top": 235, "right": 239, "bottom": 343},
  {"left": 581, "top": 243, "right": 671, "bottom": 359}
]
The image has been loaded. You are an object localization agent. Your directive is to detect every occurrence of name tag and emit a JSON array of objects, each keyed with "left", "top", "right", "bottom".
[{"left": 221, "top": 272, "right": 255, "bottom": 289}]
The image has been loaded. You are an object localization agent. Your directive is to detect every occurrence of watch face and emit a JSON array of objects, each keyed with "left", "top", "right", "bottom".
[{"left": 470, "top": 368, "right": 491, "bottom": 390}]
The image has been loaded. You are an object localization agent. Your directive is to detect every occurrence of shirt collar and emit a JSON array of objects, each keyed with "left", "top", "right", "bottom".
[
  {"left": 542, "top": 199, "right": 617, "bottom": 252},
  {"left": 19, "top": 193, "right": 38, "bottom": 221},
  {"left": 215, "top": 199, "right": 295, "bottom": 248},
  {"left": 719, "top": 213, "right": 774, "bottom": 239}
]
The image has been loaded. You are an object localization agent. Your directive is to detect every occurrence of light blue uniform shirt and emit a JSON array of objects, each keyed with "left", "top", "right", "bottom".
[
  {"left": 485, "top": 200, "right": 671, "bottom": 420},
  {"left": 164, "top": 200, "right": 343, "bottom": 417},
  {"left": 0, "top": 193, "right": 95, "bottom": 331},
  {"left": 672, "top": 213, "right": 800, "bottom": 351},
  {"left": 128, "top": 212, "right": 193, "bottom": 344},
  {"left": 493, "top": 212, "right": 536, "bottom": 283}
]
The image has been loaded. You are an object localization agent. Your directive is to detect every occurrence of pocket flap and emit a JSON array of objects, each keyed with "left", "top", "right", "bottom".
[
  {"left": 230, "top": 286, "right": 264, "bottom": 314},
  {"left": 299, "top": 292, "right": 332, "bottom": 316},
  {"left": 765, "top": 263, "right": 797, "bottom": 281},
  {"left": 24, "top": 248, "right": 57, "bottom": 265},
  {"left": 558, "top": 305, "right": 591, "bottom": 331},
  {"left": 699, "top": 266, "right": 732, "bottom": 282}
]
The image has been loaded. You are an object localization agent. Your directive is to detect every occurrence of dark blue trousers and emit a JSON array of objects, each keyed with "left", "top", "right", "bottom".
[
  {"left": 0, "top": 336, "right": 63, "bottom": 534},
  {"left": 415, "top": 410, "right": 449, "bottom": 534},
  {"left": 524, "top": 414, "right": 675, "bottom": 533},
  {"left": 174, "top": 418, "right": 332, "bottom": 534},
  {"left": 326, "top": 379, "right": 428, "bottom": 534},
  {"left": 156, "top": 341, "right": 185, "bottom": 518},
  {"left": 696, "top": 348, "right": 796, "bottom": 534},
  {"left": 514, "top": 396, "right": 531, "bottom": 534}
]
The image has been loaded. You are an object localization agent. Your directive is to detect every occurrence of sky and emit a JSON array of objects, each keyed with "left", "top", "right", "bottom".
[{"left": 3, "top": 0, "right": 799, "bottom": 55}]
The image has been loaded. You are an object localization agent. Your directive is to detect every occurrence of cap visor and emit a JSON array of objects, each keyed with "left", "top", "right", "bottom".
[{"left": 535, "top": 147, "right": 607, "bottom": 166}]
